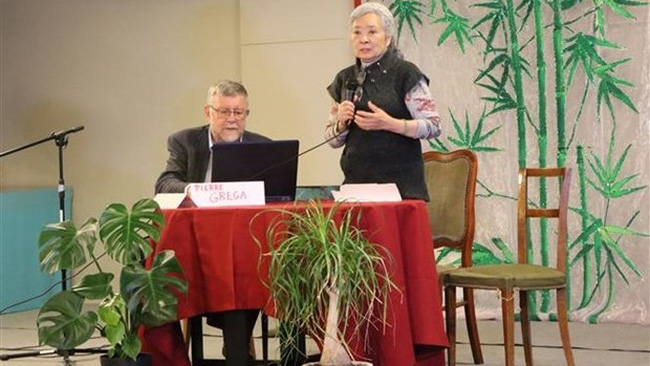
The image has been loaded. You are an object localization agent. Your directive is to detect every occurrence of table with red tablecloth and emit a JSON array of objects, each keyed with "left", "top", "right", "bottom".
[{"left": 141, "top": 200, "right": 448, "bottom": 366}]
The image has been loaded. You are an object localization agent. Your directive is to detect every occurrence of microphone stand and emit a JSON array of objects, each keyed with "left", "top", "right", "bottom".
[{"left": 0, "top": 126, "right": 104, "bottom": 364}]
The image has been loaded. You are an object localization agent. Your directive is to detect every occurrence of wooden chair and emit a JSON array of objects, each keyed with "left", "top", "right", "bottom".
[
  {"left": 422, "top": 150, "right": 483, "bottom": 364},
  {"left": 444, "top": 167, "right": 575, "bottom": 366}
]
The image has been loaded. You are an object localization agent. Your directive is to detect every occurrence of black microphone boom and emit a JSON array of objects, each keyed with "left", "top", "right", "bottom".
[
  {"left": 52, "top": 125, "right": 85, "bottom": 139},
  {"left": 0, "top": 125, "right": 85, "bottom": 158}
]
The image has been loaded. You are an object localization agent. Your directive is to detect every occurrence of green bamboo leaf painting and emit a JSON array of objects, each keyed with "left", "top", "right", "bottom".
[
  {"left": 427, "top": 137, "right": 449, "bottom": 152},
  {"left": 593, "top": 6, "right": 606, "bottom": 36},
  {"left": 475, "top": 53, "right": 509, "bottom": 83},
  {"left": 586, "top": 144, "right": 646, "bottom": 199},
  {"left": 470, "top": 0, "right": 506, "bottom": 51},
  {"left": 564, "top": 32, "right": 619, "bottom": 84},
  {"left": 617, "top": 0, "right": 650, "bottom": 5},
  {"left": 594, "top": 58, "right": 638, "bottom": 119},
  {"left": 570, "top": 218, "right": 646, "bottom": 276},
  {"left": 515, "top": 0, "right": 534, "bottom": 31},
  {"left": 600, "top": 0, "right": 640, "bottom": 19},
  {"left": 592, "top": 228, "right": 604, "bottom": 280},
  {"left": 601, "top": 224, "right": 650, "bottom": 237},
  {"left": 476, "top": 72, "right": 516, "bottom": 114},
  {"left": 427, "top": 0, "right": 438, "bottom": 17},
  {"left": 569, "top": 219, "right": 602, "bottom": 251},
  {"left": 390, "top": 0, "right": 425, "bottom": 41},
  {"left": 471, "top": 109, "right": 502, "bottom": 147},
  {"left": 561, "top": 0, "right": 583, "bottom": 10},
  {"left": 600, "top": 223, "right": 648, "bottom": 280},
  {"left": 570, "top": 243, "right": 593, "bottom": 267},
  {"left": 442, "top": 109, "right": 502, "bottom": 151},
  {"left": 605, "top": 252, "right": 632, "bottom": 286},
  {"left": 435, "top": 241, "right": 515, "bottom": 265},
  {"left": 489, "top": 238, "right": 516, "bottom": 264},
  {"left": 433, "top": 8, "right": 473, "bottom": 53}
]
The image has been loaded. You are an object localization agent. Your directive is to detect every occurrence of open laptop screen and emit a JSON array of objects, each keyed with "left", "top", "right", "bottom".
[{"left": 211, "top": 140, "right": 299, "bottom": 202}]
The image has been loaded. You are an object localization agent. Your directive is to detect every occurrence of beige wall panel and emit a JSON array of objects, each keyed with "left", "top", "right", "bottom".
[
  {"left": 240, "top": 0, "right": 354, "bottom": 186},
  {"left": 240, "top": 0, "right": 350, "bottom": 44},
  {"left": 241, "top": 40, "right": 351, "bottom": 186}
]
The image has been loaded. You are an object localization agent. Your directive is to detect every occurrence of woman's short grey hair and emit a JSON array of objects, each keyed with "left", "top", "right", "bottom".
[
  {"left": 207, "top": 79, "right": 248, "bottom": 104},
  {"left": 350, "top": 2, "right": 396, "bottom": 40}
]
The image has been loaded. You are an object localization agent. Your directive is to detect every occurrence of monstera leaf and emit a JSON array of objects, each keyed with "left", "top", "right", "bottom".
[
  {"left": 99, "top": 199, "right": 164, "bottom": 265},
  {"left": 73, "top": 272, "right": 114, "bottom": 300},
  {"left": 37, "top": 291, "right": 98, "bottom": 349},
  {"left": 38, "top": 218, "right": 98, "bottom": 274},
  {"left": 120, "top": 250, "right": 187, "bottom": 328}
]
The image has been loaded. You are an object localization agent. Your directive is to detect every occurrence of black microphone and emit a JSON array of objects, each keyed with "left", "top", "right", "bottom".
[
  {"left": 343, "top": 79, "right": 359, "bottom": 103},
  {"left": 341, "top": 79, "right": 361, "bottom": 128}
]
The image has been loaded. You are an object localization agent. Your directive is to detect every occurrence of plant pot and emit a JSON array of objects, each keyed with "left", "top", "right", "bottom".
[
  {"left": 100, "top": 353, "right": 152, "bottom": 366},
  {"left": 303, "top": 362, "right": 372, "bottom": 366}
]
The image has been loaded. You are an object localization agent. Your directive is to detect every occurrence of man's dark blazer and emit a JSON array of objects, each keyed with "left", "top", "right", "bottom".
[{"left": 155, "top": 124, "right": 271, "bottom": 194}]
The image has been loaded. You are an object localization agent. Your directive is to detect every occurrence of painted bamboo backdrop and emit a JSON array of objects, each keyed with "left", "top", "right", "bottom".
[{"left": 381, "top": 0, "right": 649, "bottom": 324}]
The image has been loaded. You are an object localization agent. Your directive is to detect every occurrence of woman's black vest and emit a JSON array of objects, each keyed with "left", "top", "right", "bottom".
[{"left": 327, "top": 49, "right": 430, "bottom": 200}]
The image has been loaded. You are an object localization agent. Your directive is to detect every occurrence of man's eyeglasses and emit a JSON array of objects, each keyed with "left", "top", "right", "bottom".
[{"left": 209, "top": 105, "right": 248, "bottom": 118}]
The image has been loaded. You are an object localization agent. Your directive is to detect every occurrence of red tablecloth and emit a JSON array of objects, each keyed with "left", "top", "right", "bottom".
[{"left": 141, "top": 200, "right": 448, "bottom": 365}]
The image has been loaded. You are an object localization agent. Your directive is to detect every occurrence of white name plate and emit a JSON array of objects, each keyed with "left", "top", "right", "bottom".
[
  {"left": 331, "top": 183, "right": 402, "bottom": 202},
  {"left": 153, "top": 193, "right": 189, "bottom": 209},
  {"left": 185, "top": 181, "right": 265, "bottom": 207}
]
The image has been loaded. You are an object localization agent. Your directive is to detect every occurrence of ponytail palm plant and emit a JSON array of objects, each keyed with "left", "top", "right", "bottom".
[
  {"left": 36, "top": 199, "right": 187, "bottom": 361},
  {"left": 258, "top": 200, "right": 399, "bottom": 365}
]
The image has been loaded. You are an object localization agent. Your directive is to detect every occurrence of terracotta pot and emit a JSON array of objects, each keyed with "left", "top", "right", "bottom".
[{"left": 99, "top": 353, "right": 152, "bottom": 366}]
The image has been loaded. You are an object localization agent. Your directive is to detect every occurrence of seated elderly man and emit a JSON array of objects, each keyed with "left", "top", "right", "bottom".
[{"left": 155, "top": 79, "right": 269, "bottom": 361}]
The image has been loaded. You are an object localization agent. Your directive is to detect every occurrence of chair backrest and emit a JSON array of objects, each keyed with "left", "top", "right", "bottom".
[
  {"left": 423, "top": 150, "right": 478, "bottom": 267},
  {"left": 517, "top": 168, "right": 572, "bottom": 271}
]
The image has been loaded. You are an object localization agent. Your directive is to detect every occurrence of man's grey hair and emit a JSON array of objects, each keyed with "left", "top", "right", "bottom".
[
  {"left": 207, "top": 79, "right": 248, "bottom": 104},
  {"left": 350, "top": 2, "right": 396, "bottom": 40}
]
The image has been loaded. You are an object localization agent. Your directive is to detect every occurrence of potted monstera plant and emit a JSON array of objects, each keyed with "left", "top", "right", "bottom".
[
  {"left": 36, "top": 198, "right": 187, "bottom": 366},
  {"left": 257, "top": 200, "right": 399, "bottom": 366}
]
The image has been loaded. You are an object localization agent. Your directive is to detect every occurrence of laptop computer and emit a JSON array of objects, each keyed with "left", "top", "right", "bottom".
[{"left": 212, "top": 140, "right": 299, "bottom": 202}]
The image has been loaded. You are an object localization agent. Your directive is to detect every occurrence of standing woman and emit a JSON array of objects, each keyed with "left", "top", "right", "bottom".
[{"left": 325, "top": 2, "right": 442, "bottom": 200}]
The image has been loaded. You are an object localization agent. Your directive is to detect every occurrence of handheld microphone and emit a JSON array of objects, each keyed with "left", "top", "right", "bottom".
[
  {"left": 343, "top": 79, "right": 360, "bottom": 103},
  {"left": 341, "top": 79, "right": 361, "bottom": 128}
]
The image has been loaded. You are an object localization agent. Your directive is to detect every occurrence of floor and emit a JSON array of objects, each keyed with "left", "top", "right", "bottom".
[{"left": 1, "top": 309, "right": 648, "bottom": 365}]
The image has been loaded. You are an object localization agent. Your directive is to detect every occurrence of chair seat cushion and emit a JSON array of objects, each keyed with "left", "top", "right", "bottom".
[
  {"left": 436, "top": 263, "right": 458, "bottom": 275},
  {"left": 445, "top": 264, "right": 566, "bottom": 290}
]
